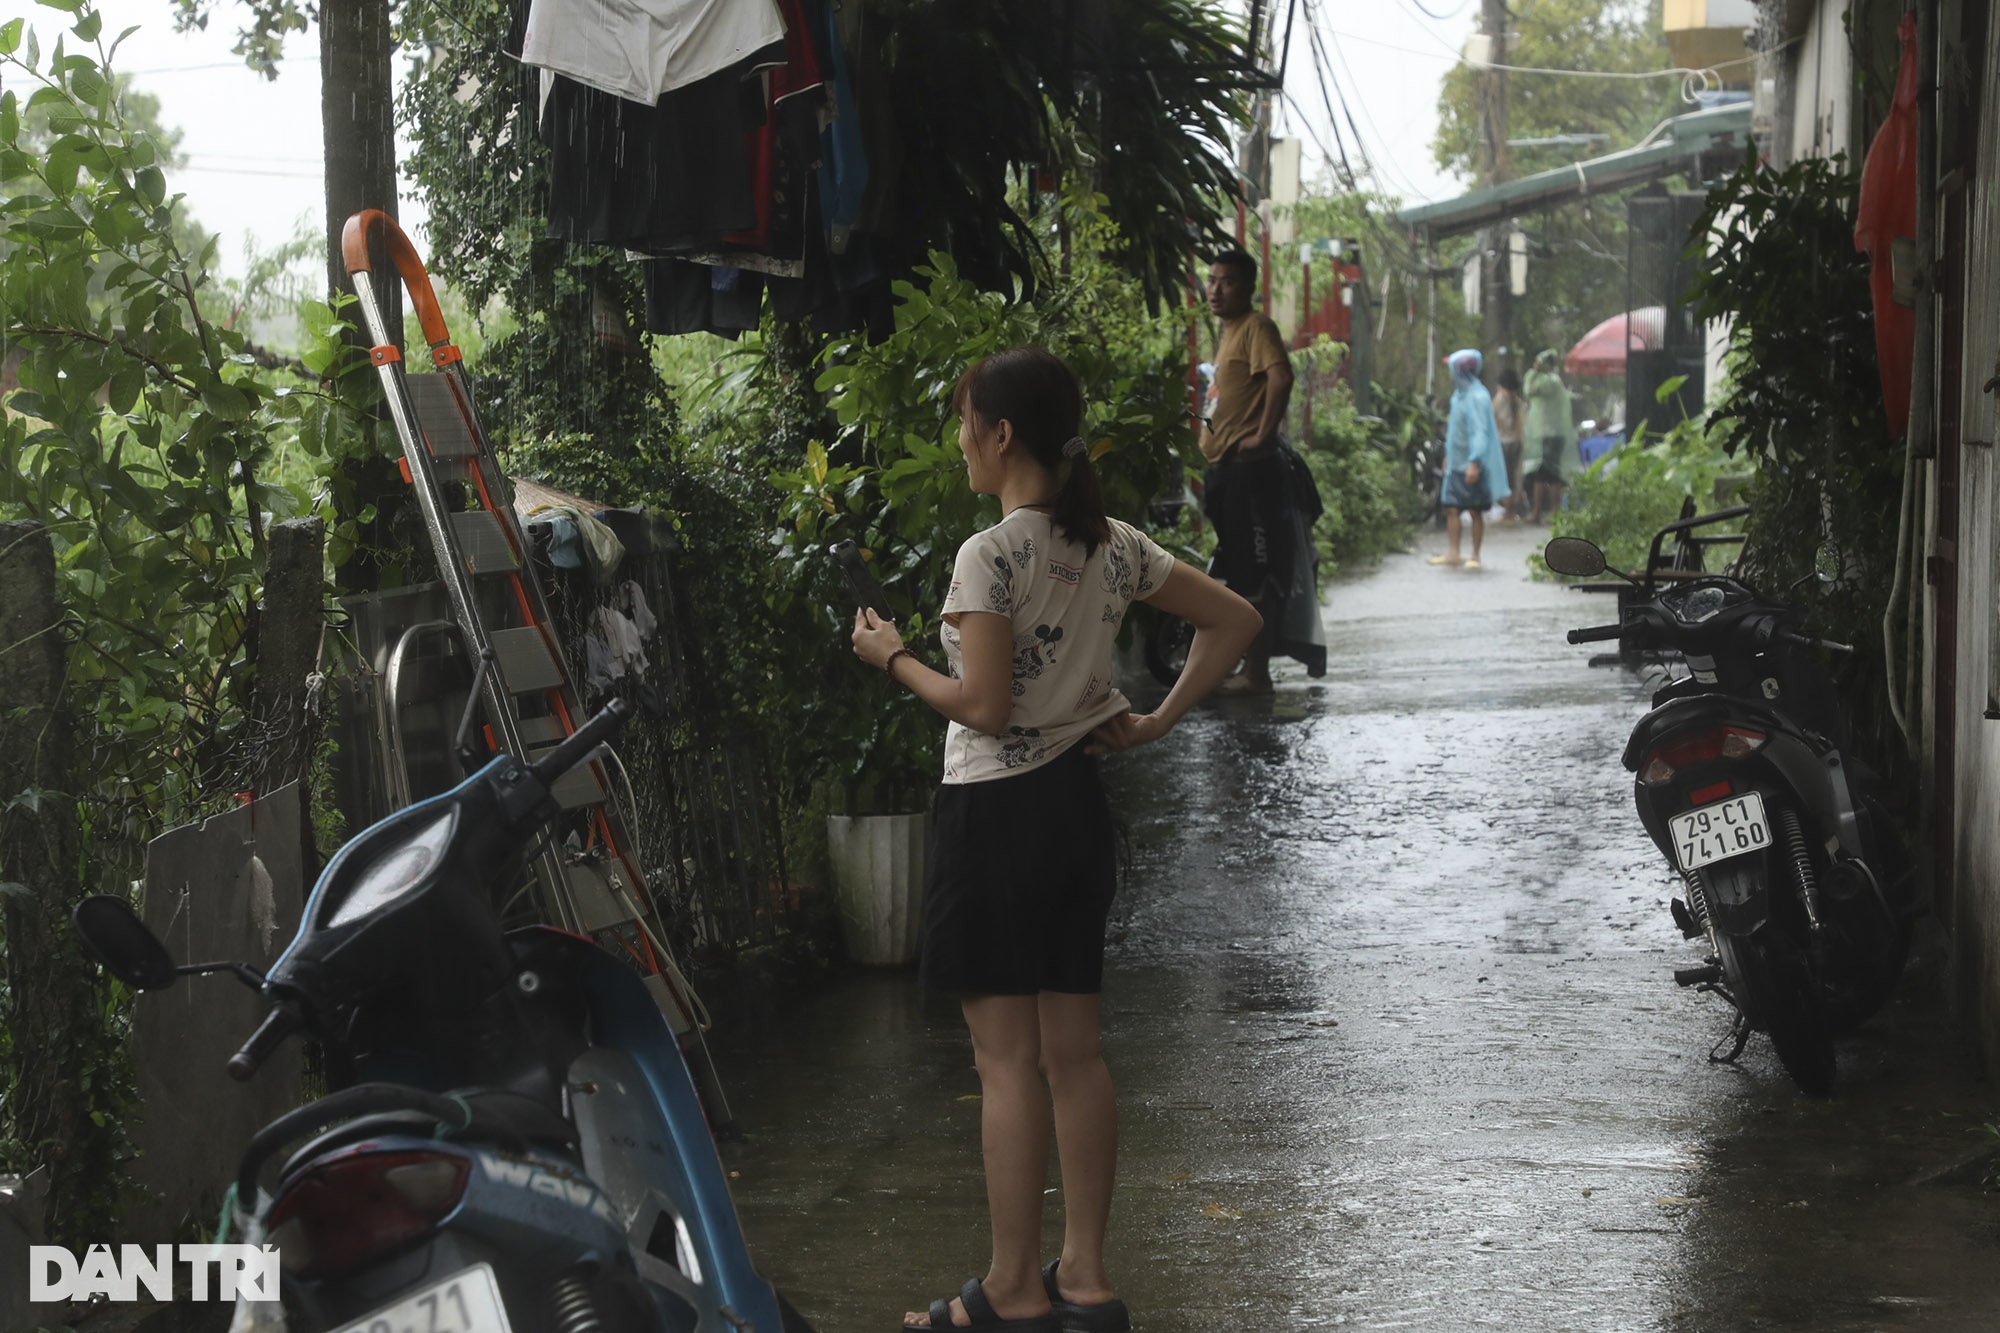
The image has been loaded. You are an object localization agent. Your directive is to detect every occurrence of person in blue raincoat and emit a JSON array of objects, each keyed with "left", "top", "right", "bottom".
[{"left": 1427, "top": 348, "right": 1512, "bottom": 570}]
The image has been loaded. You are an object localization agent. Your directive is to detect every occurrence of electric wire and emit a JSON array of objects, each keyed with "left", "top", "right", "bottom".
[
  {"left": 1300, "top": 1, "right": 1457, "bottom": 281},
  {"left": 1321, "top": 12, "right": 1438, "bottom": 203},
  {"left": 1331, "top": 18, "right": 1761, "bottom": 82},
  {"left": 1396, "top": 0, "right": 1475, "bottom": 20},
  {"left": 1302, "top": 1, "right": 1432, "bottom": 206},
  {"left": 1292, "top": 46, "right": 1425, "bottom": 275}
]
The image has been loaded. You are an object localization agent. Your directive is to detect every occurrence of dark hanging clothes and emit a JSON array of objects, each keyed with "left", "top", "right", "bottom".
[
  {"left": 719, "top": 0, "right": 825, "bottom": 256},
  {"left": 540, "top": 70, "right": 762, "bottom": 250},
  {"left": 642, "top": 260, "right": 764, "bottom": 338},
  {"left": 527, "top": 0, "right": 898, "bottom": 340}
]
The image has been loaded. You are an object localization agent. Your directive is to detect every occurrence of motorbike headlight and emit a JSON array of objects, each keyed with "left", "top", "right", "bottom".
[{"left": 325, "top": 810, "right": 456, "bottom": 929}]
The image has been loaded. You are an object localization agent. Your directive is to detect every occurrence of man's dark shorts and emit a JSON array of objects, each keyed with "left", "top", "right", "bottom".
[{"left": 1203, "top": 443, "right": 1295, "bottom": 599}]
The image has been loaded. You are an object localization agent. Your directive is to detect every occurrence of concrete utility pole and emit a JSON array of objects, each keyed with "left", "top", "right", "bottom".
[
  {"left": 1237, "top": 17, "right": 1277, "bottom": 309},
  {"left": 1478, "top": 0, "right": 1514, "bottom": 376}
]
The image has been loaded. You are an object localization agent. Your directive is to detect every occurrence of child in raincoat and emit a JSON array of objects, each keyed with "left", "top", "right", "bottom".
[{"left": 1428, "top": 348, "right": 1511, "bottom": 569}]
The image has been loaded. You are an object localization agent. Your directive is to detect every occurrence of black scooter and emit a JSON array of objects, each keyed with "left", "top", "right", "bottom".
[
  {"left": 1546, "top": 531, "right": 1917, "bottom": 1094},
  {"left": 75, "top": 699, "right": 811, "bottom": 1332}
]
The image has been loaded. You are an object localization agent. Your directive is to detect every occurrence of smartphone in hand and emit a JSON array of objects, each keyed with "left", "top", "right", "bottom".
[{"left": 828, "top": 540, "right": 896, "bottom": 623}]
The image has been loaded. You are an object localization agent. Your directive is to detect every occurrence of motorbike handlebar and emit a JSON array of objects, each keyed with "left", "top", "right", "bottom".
[
  {"left": 1567, "top": 624, "right": 1625, "bottom": 645},
  {"left": 227, "top": 1002, "right": 303, "bottom": 1082},
  {"left": 1779, "top": 628, "right": 1853, "bottom": 654},
  {"left": 527, "top": 699, "right": 633, "bottom": 791}
]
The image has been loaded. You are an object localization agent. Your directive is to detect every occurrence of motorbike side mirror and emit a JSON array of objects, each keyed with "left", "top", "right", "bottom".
[
  {"left": 72, "top": 895, "right": 178, "bottom": 991},
  {"left": 1813, "top": 541, "right": 1843, "bottom": 584},
  {"left": 1543, "top": 537, "right": 1609, "bottom": 578}
]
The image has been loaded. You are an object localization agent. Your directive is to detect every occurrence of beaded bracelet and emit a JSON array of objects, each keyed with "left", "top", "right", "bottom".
[{"left": 884, "top": 647, "right": 917, "bottom": 678}]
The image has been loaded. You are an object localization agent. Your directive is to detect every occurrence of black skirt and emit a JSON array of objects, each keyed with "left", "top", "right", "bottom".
[{"left": 920, "top": 743, "right": 1118, "bottom": 996}]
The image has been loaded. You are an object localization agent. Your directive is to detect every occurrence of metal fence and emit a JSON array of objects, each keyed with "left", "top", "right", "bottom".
[{"left": 539, "top": 508, "right": 798, "bottom": 962}]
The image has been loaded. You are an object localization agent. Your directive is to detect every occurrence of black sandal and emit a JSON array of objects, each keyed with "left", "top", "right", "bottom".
[
  {"left": 1040, "top": 1260, "right": 1132, "bottom": 1333},
  {"left": 902, "top": 1277, "right": 1059, "bottom": 1331}
]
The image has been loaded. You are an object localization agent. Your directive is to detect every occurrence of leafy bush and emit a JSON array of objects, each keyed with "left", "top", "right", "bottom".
[
  {"left": 1546, "top": 411, "right": 1738, "bottom": 574},
  {"left": 1, "top": 0, "right": 367, "bottom": 1241},
  {"left": 1687, "top": 149, "right": 1907, "bottom": 784},
  {"left": 1291, "top": 358, "right": 1416, "bottom": 577},
  {"left": 771, "top": 235, "right": 1190, "bottom": 812}
]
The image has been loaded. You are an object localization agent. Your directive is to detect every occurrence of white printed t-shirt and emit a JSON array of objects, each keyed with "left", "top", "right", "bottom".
[{"left": 938, "top": 510, "right": 1177, "bottom": 784}]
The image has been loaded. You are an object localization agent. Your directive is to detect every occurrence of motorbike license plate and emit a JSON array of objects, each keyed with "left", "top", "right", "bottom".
[
  {"left": 1670, "top": 792, "right": 1771, "bottom": 872},
  {"left": 329, "top": 1262, "right": 512, "bottom": 1333}
]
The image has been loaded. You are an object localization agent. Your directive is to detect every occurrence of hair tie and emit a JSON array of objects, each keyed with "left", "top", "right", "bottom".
[{"left": 1061, "top": 436, "right": 1086, "bottom": 460}]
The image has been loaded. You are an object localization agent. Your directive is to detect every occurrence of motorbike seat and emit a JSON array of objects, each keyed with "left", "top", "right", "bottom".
[{"left": 275, "top": 1088, "right": 582, "bottom": 1185}]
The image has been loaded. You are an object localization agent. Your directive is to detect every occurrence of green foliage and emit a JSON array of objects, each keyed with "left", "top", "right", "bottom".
[
  {"left": 397, "top": 0, "right": 689, "bottom": 512},
  {"left": 169, "top": 0, "right": 306, "bottom": 80},
  {"left": 1429, "top": 0, "right": 1687, "bottom": 370},
  {"left": 1685, "top": 148, "right": 1906, "bottom": 778},
  {"left": 869, "top": 0, "right": 1246, "bottom": 307},
  {"left": 0, "top": 0, "right": 367, "bottom": 1241},
  {"left": 1365, "top": 378, "right": 1446, "bottom": 493},
  {"left": 771, "top": 233, "right": 1190, "bottom": 810},
  {"left": 1288, "top": 342, "right": 1417, "bottom": 576},
  {"left": 1547, "top": 413, "right": 1737, "bottom": 573},
  {"left": 1433, "top": 0, "right": 1679, "bottom": 183}
]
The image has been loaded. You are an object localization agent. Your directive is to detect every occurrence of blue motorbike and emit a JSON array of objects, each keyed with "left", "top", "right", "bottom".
[{"left": 74, "top": 700, "right": 810, "bottom": 1332}]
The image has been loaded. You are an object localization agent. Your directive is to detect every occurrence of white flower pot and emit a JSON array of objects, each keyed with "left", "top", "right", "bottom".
[{"left": 826, "top": 812, "right": 927, "bottom": 966}]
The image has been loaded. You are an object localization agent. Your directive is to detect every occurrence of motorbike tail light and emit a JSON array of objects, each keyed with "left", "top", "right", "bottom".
[
  {"left": 265, "top": 1148, "right": 470, "bottom": 1279},
  {"left": 1639, "top": 726, "right": 1767, "bottom": 785}
]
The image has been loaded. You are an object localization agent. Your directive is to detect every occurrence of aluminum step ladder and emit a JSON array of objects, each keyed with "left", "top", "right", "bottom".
[{"left": 339, "top": 208, "right": 731, "bottom": 1127}]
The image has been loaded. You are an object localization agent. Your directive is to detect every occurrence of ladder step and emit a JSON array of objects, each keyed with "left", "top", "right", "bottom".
[
  {"left": 406, "top": 374, "right": 481, "bottom": 459},
  {"left": 452, "top": 510, "right": 520, "bottom": 576},
  {"left": 488, "top": 626, "right": 567, "bottom": 695},
  {"left": 563, "top": 856, "right": 634, "bottom": 933}
]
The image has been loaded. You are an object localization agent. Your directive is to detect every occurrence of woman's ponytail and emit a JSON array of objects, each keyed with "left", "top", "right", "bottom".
[
  {"left": 953, "top": 347, "right": 1112, "bottom": 556},
  {"left": 1051, "top": 434, "right": 1111, "bottom": 557}
]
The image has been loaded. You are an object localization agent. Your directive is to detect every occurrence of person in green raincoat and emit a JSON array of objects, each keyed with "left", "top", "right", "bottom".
[
  {"left": 1523, "top": 348, "right": 1578, "bottom": 524},
  {"left": 1427, "top": 348, "right": 1511, "bottom": 569}
]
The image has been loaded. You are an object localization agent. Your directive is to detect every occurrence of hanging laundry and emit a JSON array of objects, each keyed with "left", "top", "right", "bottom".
[
  {"left": 524, "top": 0, "right": 895, "bottom": 342},
  {"left": 521, "top": 503, "right": 626, "bottom": 582},
  {"left": 817, "top": 0, "right": 868, "bottom": 254},
  {"left": 643, "top": 260, "right": 765, "bottom": 338},
  {"left": 594, "top": 606, "right": 650, "bottom": 681},
  {"left": 540, "top": 70, "right": 763, "bottom": 250},
  {"left": 583, "top": 629, "right": 624, "bottom": 695},
  {"left": 516, "top": 0, "right": 785, "bottom": 106},
  {"left": 717, "top": 0, "right": 826, "bottom": 256},
  {"left": 619, "top": 581, "right": 659, "bottom": 638}
]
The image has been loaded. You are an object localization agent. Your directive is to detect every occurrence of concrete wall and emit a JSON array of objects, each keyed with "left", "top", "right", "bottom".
[{"left": 1948, "top": 9, "right": 2000, "bottom": 1074}]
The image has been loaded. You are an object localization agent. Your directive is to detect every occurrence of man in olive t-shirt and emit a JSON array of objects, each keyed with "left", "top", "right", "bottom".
[{"left": 1199, "top": 247, "right": 1294, "bottom": 692}]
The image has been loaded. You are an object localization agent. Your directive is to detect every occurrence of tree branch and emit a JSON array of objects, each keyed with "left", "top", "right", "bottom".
[{"left": 5, "top": 325, "right": 201, "bottom": 395}]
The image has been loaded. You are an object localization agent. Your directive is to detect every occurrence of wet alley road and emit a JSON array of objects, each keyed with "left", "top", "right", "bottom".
[{"left": 711, "top": 522, "right": 2000, "bottom": 1332}]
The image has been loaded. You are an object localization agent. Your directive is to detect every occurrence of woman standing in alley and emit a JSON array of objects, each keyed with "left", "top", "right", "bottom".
[
  {"left": 1427, "top": 348, "right": 1512, "bottom": 569},
  {"left": 1523, "top": 348, "right": 1578, "bottom": 524},
  {"left": 851, "top": 346, "right": 1261, "bottom": 1332},
  {"left": 1491, "top": 366, "right": 1527, "bottom": 521}
]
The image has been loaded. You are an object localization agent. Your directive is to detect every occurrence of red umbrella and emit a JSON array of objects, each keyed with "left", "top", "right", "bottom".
[{"left": 1565, "top": 307, "right": 1665, "bottom": 376}]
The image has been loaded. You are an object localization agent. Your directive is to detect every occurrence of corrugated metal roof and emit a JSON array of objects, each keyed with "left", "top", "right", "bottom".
[{"left": 1396, "top": 103, "right": 1753, "bottom": 241}]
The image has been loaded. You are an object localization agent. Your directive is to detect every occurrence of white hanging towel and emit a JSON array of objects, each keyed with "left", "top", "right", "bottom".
[{"left": 519, "top": 0, "right": 786, "bottom": 106}]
